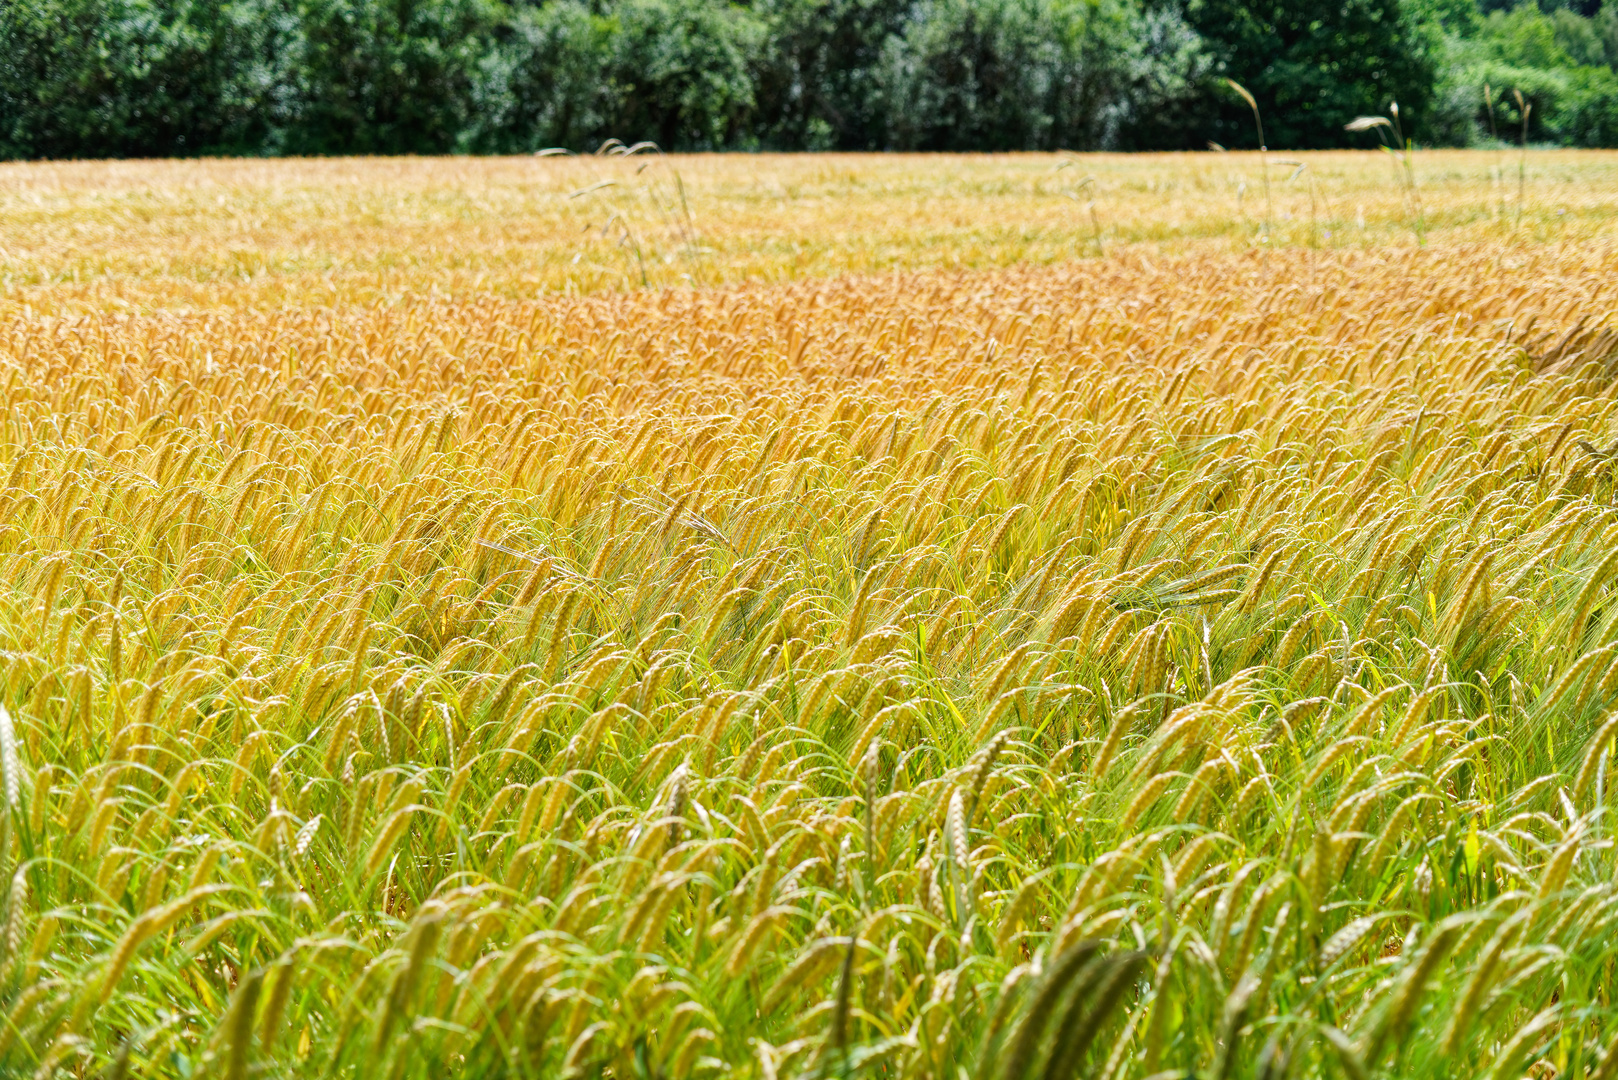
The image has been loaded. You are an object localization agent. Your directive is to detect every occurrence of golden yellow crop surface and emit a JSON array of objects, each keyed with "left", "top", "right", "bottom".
[
  {"left": 4, "top": 150, "right": 1618, "bottom": 309},
  {"left": 2, "top": 152, "right": 1618, "bottom": 1078}
]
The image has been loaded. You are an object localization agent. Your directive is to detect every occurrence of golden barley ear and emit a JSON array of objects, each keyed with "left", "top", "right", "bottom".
[
  {"left": 815, "top": 933, "right": 859, "bottom": 1071},
  {"left": 1590, "top": 1030, "right": 1618, "bottom": 1080},
  {"left": 1225, "top": 79, "right": 1257, "bottom": 113}
]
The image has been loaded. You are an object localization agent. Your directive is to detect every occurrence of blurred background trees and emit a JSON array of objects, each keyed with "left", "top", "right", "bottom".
[{"left": 1, "top": 0, "right": 1615, "bottom": 157}]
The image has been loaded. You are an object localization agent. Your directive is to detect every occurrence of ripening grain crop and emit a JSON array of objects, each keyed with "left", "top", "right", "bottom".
[{"left": 2, "top": 152, "right": 1618, "bottom": 1079}]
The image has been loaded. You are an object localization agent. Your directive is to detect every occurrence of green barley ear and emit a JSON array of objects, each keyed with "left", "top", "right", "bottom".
[
  {"left": 259, "top": 955, "right": 298, "bottom": 1051},
  {"left": 1091, "top": 700, "right": 1143, "bottom": 779},
  {"left": 221, "top": 967, "right": 265, "bottom": 1080},
  {"left": 1043, "top": 950, "right": 1149, "bottom": 1080},
  {"left": 0, "top": 703, "right": 16, "bottom": 878},
  {"left": 863, "top": 737, "right": 881, "bottom": 909},
  {"left": 1590, "top": 1030, "right": 1618, "bottom": 1080},
  {"left": 664, "top": 762, "right": 689, "bottom": 850},
  {"left": 0, "top": 703, "right": 19, "bottom": 819},
  {"left": 862, "top": 735, "right": 882, "bottom": 807},
  {"left": 1573, "top": 710, "right": 1618, "bottom": 806},
  {"left": 1480, "top": 1006, "right": 1558, "bottom": 1080},
  {"left": 1320, "top": 1025, "right": 1369, "bottom": 1080},
  {"left": 967, "top": 729, "right": 1012, "bottom": 824},
  {"left": 993, "top": 939, "right": 1104, "bottom": 1080},
  {"left": 1, "top": 867, "right": 26, "bottom": 986},
  {"left": 1360, "top": 918, "right": 1464, "bottom": 1065},
  {"left": 105, "top": 1037, "right": 134, "bottom": 1080},
  {"left": 1439, "top": 915, "right": 1521, "bottom": 1056},
  {"left": 1210, "top": 971, "right": 1260, "bottom": 1080},
  {"left": 997, "top": 873, "right": 1043, "bottom": 955},
  {"left": 1318, "top": 915, "right": 1378, "bottom": 971},
  {"left": 974, "top": 964, "right": 1035, "bottom": 1074},
  {"left": 377, "top": 912, "right": 443, "bottom": 1052},
  {"left": 947, "top": 786, "right": 973, "bottom": 938},
  {"left": 824, "top": 933, "right": 858, "bottom": 1070}
]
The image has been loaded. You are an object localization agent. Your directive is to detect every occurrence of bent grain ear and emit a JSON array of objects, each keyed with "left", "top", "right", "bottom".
[
  {"left": 1224, "top": 79, "right": 1258, "bottom": 113},
  {"left": 1345, "top": 116, "right": 1393, "bottom": 133}
]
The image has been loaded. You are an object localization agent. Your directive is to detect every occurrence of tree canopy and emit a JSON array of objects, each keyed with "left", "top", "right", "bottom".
[{"left": 1, "top": 0, "right": 1614, "bottom": 158}]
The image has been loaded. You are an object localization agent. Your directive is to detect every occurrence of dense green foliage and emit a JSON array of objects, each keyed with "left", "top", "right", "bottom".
[
  {"left": 0, "top": 0, "right": 1615, "bottom": 156},
  {"left": 1426, "top": 2, "right": 1618, "bottom": 146},
  {"left": 1169, "top": 0, "right": 1440, "bottom": 150}
]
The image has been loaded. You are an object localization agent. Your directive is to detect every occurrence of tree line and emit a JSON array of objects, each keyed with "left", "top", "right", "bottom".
[{"left": 1, "top": 0, "right": 1616, "bottom": 159}]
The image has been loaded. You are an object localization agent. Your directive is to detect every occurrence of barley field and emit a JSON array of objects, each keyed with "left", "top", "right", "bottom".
[{"left": 2, "top": 150, "right": 1618, "bottom": 1079}]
